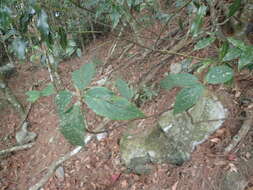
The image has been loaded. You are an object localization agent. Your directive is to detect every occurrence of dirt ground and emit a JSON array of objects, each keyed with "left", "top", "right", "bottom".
[{"left": 1, "top": 23, "right": 253, "bottom": 190}]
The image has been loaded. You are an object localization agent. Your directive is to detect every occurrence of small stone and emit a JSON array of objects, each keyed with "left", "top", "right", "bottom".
[
  {"left": 15, "top": 122, "right": 37, "bottom": 145},
  {"left": 170, "top": 63, "right": 182, "bottom": 74},
  {"left": 55, "top": 166, "right": 65, "bottom": 181},
  {"left": 84, "top": 135, "right": 93, "bottom": 144},
  {"left": 121, "top": 180, "right": 128, "bottom": 188},
  {"left": 245, "top": 152, "right": 251, "bottom": 159},
  {"left": 96, "top": 132, "right": 108, "bottom": 141}
]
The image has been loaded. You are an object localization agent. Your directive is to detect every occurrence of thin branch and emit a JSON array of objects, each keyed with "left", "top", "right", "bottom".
[
  {"left": 68, "top": 0, "right": 95, "bottom": 14},
  {"left": 86, "top": 107, "right": 174, "bottom": 134},
  {"left": 29, "top": 146, "right": 83, "bottom": 190},
  {"left": 0, "top": 143, "right": 35, "bottom": 156},
  {"left": 154, "top": 0, "right": 192, "bottom": 47}
]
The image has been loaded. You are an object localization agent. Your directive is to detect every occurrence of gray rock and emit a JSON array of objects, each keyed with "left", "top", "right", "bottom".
[
  {"left": 120, "top": 91, "right": 227, "bottom": 172},
  {"left": 96, "top": 132, "right": 108, "bottom": 141},
  {"left": 15, "top": 122, "right": 37, "bottom": 145},
  {"left": 55, "top": 166, "right": 65, "bottom": 181},
  {"left": 170, "top": 63, "right": 182, "bottom": 74}
]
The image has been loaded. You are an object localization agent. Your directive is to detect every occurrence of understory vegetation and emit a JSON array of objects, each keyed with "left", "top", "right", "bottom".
[{"left": 0, "top": 0, "right": 253, "bottom": 188}]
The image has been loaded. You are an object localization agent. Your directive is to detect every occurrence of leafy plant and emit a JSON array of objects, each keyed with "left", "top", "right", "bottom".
[
  {"left": 27, "top": 63, "right": 144, "bottom": 146},
  {"left": 161, "top": 73, "right": 204, "bottom": 114},
  {"left": 26, "top": 83, "right": 55, "bottom": 102}
]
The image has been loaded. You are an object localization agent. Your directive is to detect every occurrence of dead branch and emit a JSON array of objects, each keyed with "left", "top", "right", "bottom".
[
  {"left": 29, "top": 146, "right": 83, "bottom": 190},
  {"left": 0, "top": 142, "right": 34, "bottom": 156},
  {"left": 224, "top": 111, "right": 253, "bottom": 154}
]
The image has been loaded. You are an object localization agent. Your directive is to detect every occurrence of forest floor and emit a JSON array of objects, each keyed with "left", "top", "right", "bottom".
[{"left": 1, "top": 21, "right": 253, "bottom": 190}]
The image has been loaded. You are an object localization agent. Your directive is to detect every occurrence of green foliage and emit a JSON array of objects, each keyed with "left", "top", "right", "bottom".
[
  {"left": 238, "top": 47, "right": 253, "bottom": 70},
  {"left": 190, "top": 5, "right": 207, "bottom": 37},
  {"left": 37, "top": 10, "right": 50, "bottom": 39},
  {"left": 11, "top": 38, "right": 27, "bottom": 60},
  {"left": 161, "top": 73, "right": 204, "bottom": 114},
  {"left": 160, "top": 73, "right": 199, "bottom": 90},
  {"left": 173, "top": 84, "right": 204, "bottom": 114},
  {"left": 228, "top": 0, "right": 241, "bottom": 17},
  {"left": 26, "top": 83, "right": 55, "bottom": 102},
  {"left": 0, "top": 6, "right": 12, "bottom": 31},
  {"left": 115, "top": 79, "right": 134, "bottom": 100},
  {"left": 222, "top": 47, "right": 241, "bottom": 61},
  {"left": 227, "top": 37, "right": 247, "bottom": 51},
  {"left": 194, "top": 37, "right": 216, "bottom": 51},
  {"left": 55, "top": 90, "right": 73, "bottom": 115},
  {"left": 223, "top": 38, "right": 253, "bottom": 70},
  {"left": 26, "top": 90, "right": 41, "bottom": 103},
  {"left": 219, "top": 41, "right": 229, "bottom": 60},
  {"left": 55, "top": 91, "right": 85, "bottom": 146},
  {"left": 71, "top": 63, "right": 96, "bottom": 90},
  {"left": 205, "top": 65, "right": 234, "bottom": 84},
  {"left": 41, "top": 83, "right": 55, "bottom": 96},
  {"left": 84, "top": 87, "right": 144, "bottom": 120}
]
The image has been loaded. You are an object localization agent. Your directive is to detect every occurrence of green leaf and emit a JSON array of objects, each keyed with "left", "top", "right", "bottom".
[
  {"left": 194, "top": 37, "right": 215, "bottom": 51},
  {"left": 26, "top": 90, "right": 41, "bottom": 102},
  {"left": 71, "top": 63, "right": 96, "bottom": 90},
  {"left": 76, "top": 48, "right": 82, "bottom": 57},
  {"left": 190, "top": 5, "right": 207, "bottom": 37},
  {"left": 227, "top": 37, "right": 247, "bottom": 50},
  {"left": 238, "top": 47, "right": 253, "bottom": 70},
  {"left": 110, "top": 9, "right": 121, "bottom": 28},
  {"left": 19, "top": 7, "right": 35, "bottom": 33},
  {"left": 223, "top": 47, "right": 241, "bottom": 61},
  {"left": 174, "top": 84, "right": 204, "bottom": 114},
  {"left": 115, "top": 79, "right": 134, "bottom": 100},
  {"left": 37, "top": 9, "right": 50, "bottom": 38},
  {"left": 58, "top": 103, "right": 85, "bottom": 146},
  {"left": 219, "top": 41, "right": 229, "bottom": 60},
  {"left": 228, "top": 0, "right": 241, "bottom": 17},
  {"left": 84, "top": 87, "right": 144, "bottom": 120},
  {"left": 55, "top": 90, "right": 85, "bottom": 146},
  {"left": 11, "top": 38, "right": 27, "bottom": 60},
  {"left": 41, "top": 83, "right": 55, "bottom": 96},
  {"left": 160, "top": 73, "right": 199, "bottom": 90},
  {"left": 127, "top": 0, "right": 133, "bottom": 7},
  {"left": 0, "top": 6, "right": 12, "bottom": 31},
  {"left": 58, "top": 27, "right": 67, "bottom": 49},
  {"left": 55, "top": 90, "right": 73, "bottom": 115},
  {"left": 205, "top": 65, "right": 234, "bottom": 84}
]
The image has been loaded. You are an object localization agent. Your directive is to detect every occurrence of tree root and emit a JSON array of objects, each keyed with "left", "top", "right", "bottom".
[
  {"left": 224, "top": 111, "right": 253, "bottom": 154},
  {"left": 29, "top": 146, "right": 83, "bottom": 190}
]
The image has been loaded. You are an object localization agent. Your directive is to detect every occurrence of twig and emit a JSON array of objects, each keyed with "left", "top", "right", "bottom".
[
  {"left": 154, "top": 0, "right": 192, "bottom": 47},
  {"left": 86, "top": 107, "right": 173, "bottom": 134},
  {"left": 0, "top": 143, "right": 35, "bottom": 156},
  {"left": 29, "top": 146, "right": 83, "bottom": 190},
  {"left": 224, "top": 111, "right": 253, "bottom": 154}
]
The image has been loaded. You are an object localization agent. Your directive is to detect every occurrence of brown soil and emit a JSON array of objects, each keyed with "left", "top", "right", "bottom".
[{"left": 1, "top": 23, "right": 253, "bottom": 190}]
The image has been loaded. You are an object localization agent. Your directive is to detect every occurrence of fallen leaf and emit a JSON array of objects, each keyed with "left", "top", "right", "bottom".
[
  {"left": 210, "top": 138, "right": 220, "bottom": 143},
  {"left": 227, "top": 154, "right": 237, "bottom": 161},
  {"left": 245, "top": 152, "right": 251, "bottom": 159},
  {"left": 228, "top": 163, "right": 238, "bottom": 172},
  {"left": 214, "top": 160, "right": 227, "bottom": 166},
  {"left": 111, "top": 173, "right": 121, "bottom": 184},
  {"left": 172, "top": 181, "right": 179, "bottom": 190},
  {"left": 121, "top": 180, "right": 128, "bottom": 188}
]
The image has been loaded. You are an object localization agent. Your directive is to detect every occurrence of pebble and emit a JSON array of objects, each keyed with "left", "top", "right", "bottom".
[{"left": 55, "top": 166, "right": 65, "bottom": 181}]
